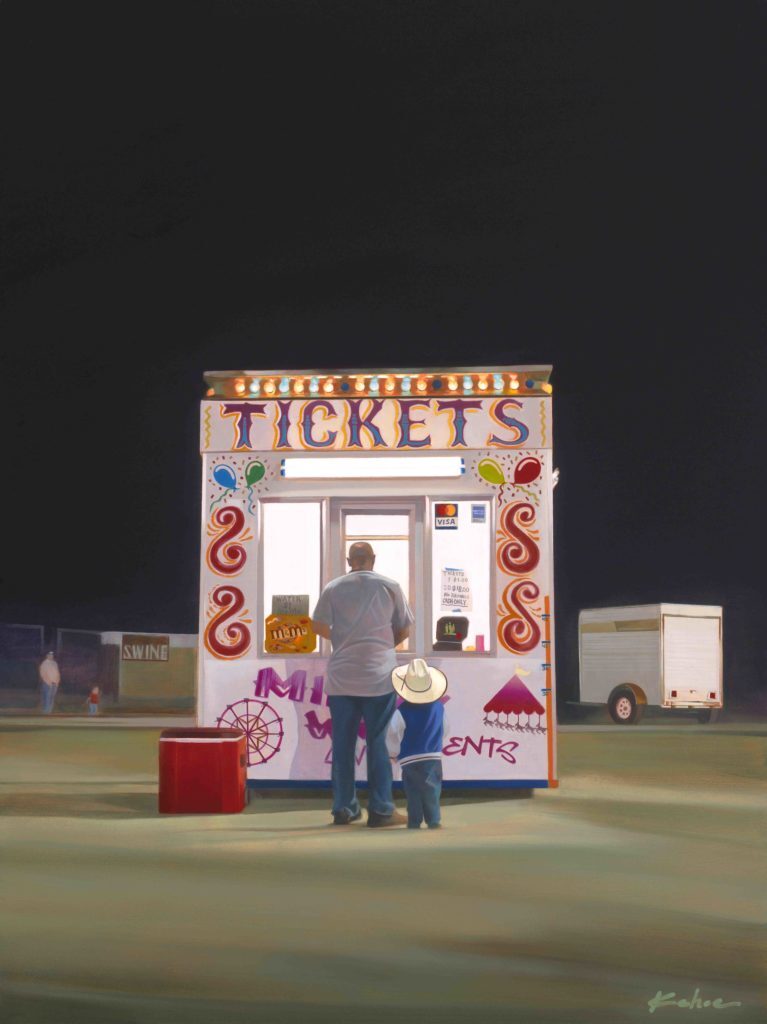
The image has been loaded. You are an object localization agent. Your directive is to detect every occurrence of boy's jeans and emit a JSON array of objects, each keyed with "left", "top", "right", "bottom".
[
  {"left": 402, "top": 759, "right": 442, "bottom": 828},
  {"left": 328, "top": 692, "right": 397, "bottom": 818}
]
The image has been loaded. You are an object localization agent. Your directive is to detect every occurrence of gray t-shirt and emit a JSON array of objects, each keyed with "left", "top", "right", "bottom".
[{"left": 312, "top": 571, "right": 415, "bottom": 697}]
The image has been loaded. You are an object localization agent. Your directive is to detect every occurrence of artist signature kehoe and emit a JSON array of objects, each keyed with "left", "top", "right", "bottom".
[{"left": 648, "top": 988, "right": 742, "bottom": 1013}]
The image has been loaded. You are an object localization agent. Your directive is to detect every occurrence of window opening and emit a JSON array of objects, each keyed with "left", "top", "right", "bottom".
[
  {"left": 341, "top": 509, "right": 414, "bottom": 651},
  {"left": 430, "top": 499, "right": 491, "bottom": 654},
  {"left": 262, "top": 502, "right": 321, "bottom": 654}
]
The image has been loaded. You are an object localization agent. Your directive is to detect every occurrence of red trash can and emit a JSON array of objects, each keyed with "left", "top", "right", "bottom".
[{"left": 159, "top": 728, "right": 247, "bottom": 814}]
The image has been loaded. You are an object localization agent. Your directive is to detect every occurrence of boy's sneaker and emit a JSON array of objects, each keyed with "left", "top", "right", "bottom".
[
  {"left": 332, "top": 809, "right": 362, "bottom": 825},
  {"left": 367, "top": 809, "right": 408, "bottom": 828}
]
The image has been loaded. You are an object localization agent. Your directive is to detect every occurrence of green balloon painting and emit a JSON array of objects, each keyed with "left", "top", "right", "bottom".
[
  {"left": 245, "top": 460, "right": 267, "bottom": 514},
  {"left": 477, "top": 458, "right": 506, "bottom": 486},
  {"left": 245, "top": 461, "right": 266, "bottom": 486}
]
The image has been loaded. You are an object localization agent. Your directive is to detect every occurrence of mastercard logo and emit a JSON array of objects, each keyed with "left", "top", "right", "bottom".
[{"left": 435, "top": 503, "right": 458, "bottom": 517}]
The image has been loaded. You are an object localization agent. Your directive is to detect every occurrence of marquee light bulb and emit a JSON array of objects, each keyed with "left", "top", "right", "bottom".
[
  {"left": 369, "top": 376, "right": 380, "bottom": 392},
  {"left": 447, "top": 376, "right": 458, "bottom": 391},
  {"left": 323, "top": 379, "right": 334, "bottom": 394},
  {"left": 401, "top": 376, "right": 411, "bottom": 393},
  {"left": 249, "top": 379, "right": 260, "bottom": 394},
  {"left": 355, "top": 377, "right": 366, "bottom": 392},
  {"left": 543, "top": 382, "right": 553, "bottom": 394},
  {"left": 234, "top": 378, "right": 246, "bottom": 395},
  {"left": 279, "top": 376, "right": 290, "bottom": 394},
  {"left": 477, "top": 376, "right": 488, "bottom": 391},
  {"left": 509, "top": 377, "right": 520, "bottom": 391},
  {"left": 309, "top": 377, "right": 319, "bottom": 394},
  {"left": 294, "top": 379, "right": 305, "bottom": 394},
  {"left": 384, "top": 377, "right": 395, "bottom": 392},
  {"left": 416, "top": 377, "right": 427, "bottom": 392},
  {"left": 493, "top": 373, "right": 503, "bottom": 391},
  {"left": 463, "top": 375, "right": 473, "bottom": 391}
]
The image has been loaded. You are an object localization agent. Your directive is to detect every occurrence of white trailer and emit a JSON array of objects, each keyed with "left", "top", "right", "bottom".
[{"left": 578, "top": 604, "right": 723, "bottom": 724}]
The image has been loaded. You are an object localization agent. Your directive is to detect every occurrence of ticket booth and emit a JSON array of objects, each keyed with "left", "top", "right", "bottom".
[{"left": 199, "top": 367, "right": 558, "bottom": 789}]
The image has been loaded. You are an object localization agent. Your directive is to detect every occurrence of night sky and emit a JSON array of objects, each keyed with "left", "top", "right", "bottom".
[{"left": 1, "top": 1, "right": 765, "bottom": 707}]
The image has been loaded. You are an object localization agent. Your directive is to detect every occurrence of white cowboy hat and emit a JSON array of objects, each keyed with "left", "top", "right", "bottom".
[{"left": 391, "top": 658, "right": 448, "bottom": 704}]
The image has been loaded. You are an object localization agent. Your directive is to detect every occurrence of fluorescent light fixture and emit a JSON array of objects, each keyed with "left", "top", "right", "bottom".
[{"left": 282, "top": 456, "right": 465, "bottom": 479}]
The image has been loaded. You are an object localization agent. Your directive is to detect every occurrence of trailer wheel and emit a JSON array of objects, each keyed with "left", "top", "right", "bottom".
[
  {"left": 696, "top": 708, "right": 721, "bottom": 724},
  {"left": 608, "top": 687, "right": 643, "bottom": 725}
]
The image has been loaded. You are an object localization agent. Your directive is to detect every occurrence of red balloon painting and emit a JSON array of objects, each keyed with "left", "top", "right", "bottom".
[{"left": 513, "top": 457, "right": 541, "bottom": 485}]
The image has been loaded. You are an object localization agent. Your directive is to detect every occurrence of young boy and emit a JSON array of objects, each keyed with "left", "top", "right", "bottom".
[
  {"left": 386, "top": 659, "right": 448, "bottom": 829},
  {"left": 86, "top": 686, "right": 100, "bottom": 715}
]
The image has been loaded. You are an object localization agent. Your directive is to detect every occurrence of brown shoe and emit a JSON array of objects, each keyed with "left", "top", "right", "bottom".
[{"left": 367, "top": 809, "right": 408, "bottom": 828}]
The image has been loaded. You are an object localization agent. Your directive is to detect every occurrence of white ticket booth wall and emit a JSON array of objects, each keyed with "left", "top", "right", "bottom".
[{"left": 199, "top": 367, "right": 558, "bottom": 789}]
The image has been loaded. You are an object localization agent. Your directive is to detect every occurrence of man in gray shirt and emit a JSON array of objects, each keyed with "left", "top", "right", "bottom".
[{"left": 312, "top": 541, "right": 414, "bottom": 827}]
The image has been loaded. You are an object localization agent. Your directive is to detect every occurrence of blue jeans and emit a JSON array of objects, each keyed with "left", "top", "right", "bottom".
[
  {"left": 328, "top": 692, "right": 397, "bottom": 817},
  {"left": 41, "top": 683, "right": 56, "bottom": 714},
  {"left": 402, "top": 759, "right": 442, "bottom": 828}
]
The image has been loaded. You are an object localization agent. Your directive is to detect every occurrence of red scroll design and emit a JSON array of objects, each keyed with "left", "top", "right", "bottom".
[
  {"left": 204, "top": 585, "right": 251, "bottom": 659},
  {"left": 206, "top": 506, "right": 248, "bottom": 576},
  {"left": 497, "top": 580, "right": 541, "bottom": 654},
  {"left": 496, "top": 501, "right": 539, "bottom": 576}
]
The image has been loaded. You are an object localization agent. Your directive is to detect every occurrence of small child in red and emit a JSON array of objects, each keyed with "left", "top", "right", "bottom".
[{"left": 87, "top": 687, "right": 100, "bottom": 716}]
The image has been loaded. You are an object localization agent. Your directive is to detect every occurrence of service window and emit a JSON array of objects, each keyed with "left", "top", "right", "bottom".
[
  {"left": 261, "top": 501, "right": 322, "bottom": 653},
  {"left": 430, "top": 499, "right": 491, "bottom": 653},
  {"left": 343, "top": 509, "right": 413, "bottom": 651}
]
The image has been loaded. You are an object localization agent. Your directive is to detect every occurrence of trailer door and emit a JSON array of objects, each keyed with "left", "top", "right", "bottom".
[{"left": 662, "top": 615, "right": 722, "bottom": 706}]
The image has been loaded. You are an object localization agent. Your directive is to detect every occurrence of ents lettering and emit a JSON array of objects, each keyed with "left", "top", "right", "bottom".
[{"left": 443, "top": 735, "right": 519, "bottom": 763}]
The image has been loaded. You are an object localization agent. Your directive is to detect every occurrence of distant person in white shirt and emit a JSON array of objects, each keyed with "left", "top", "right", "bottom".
[
  {"left": 312, "top": 541, "right": 414, "bottom": 828},
  {"left": 39, "top": 652, "right": 60, "bottom": 714}
]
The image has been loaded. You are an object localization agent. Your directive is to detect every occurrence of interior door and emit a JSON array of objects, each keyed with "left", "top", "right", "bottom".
[{"left": 329, "top": 499, "right": 421, "bottom": 652}]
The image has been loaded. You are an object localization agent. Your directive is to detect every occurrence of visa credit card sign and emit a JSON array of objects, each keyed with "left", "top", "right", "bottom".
[{"left": 435, "top": 502, "right": 458, "bottom": 529}]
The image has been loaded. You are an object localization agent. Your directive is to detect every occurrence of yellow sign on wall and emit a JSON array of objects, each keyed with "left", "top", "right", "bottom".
[{"left": 264, "top": 615, "right": 316, "bottom": 654}]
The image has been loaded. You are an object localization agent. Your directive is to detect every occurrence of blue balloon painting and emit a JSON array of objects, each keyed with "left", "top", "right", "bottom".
[
  {"left": 213, "top": 466, "right": 237, "bottom": 490},
  {"left": 210, "top": 464, "right": 238, "bottom": 512}
]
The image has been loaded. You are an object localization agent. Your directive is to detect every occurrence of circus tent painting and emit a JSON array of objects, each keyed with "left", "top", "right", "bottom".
[{"left": 483, "top": 671, "right": 546, "bottom": 733}]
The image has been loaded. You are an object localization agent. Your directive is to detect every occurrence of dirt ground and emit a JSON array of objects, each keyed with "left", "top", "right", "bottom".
[{"left": 1, "top": 722, "right": 765, "bottom": 1024}]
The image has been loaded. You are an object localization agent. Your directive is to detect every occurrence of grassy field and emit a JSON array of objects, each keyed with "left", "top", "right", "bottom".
[{"left": 1, "top": 722, "right": 765, "bottom": 1024}]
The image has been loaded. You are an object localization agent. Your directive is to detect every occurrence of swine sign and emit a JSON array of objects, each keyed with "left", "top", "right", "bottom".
[{"left": 122, "top": 634, "right": 169, "bottom": 662}]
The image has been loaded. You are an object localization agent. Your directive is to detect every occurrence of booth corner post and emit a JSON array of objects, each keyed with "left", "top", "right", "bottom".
[{"left": 198, "top": 367, "right": 558, "bottom": 790}]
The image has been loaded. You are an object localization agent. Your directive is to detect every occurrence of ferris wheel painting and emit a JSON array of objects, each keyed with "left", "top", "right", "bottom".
[{"left": 217, "top": 698, "right": 284, "bottom": 766}]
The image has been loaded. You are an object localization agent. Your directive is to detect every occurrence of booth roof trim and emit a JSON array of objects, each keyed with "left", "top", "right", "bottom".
[{"left": 203, "top": 366, "right": 553, "bottom": 399}]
